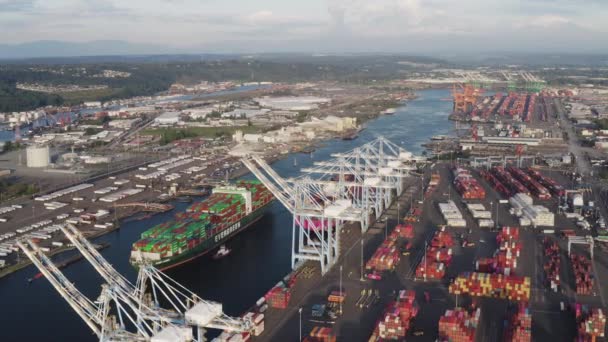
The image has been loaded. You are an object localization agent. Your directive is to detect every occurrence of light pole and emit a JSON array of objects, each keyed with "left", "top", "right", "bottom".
[
  {"left": 339, "top": 265, "right": 343, "bottom": 315},
  {"left": 299, "top": 307, "right": 302, "bottom": 341},
  {"left": 495, "top": 201, "right": 499, "bottom": 229},
  {"left": 360, "top": 239, "right": 364, "bottom": 281},
  {"left": 385, "top": 219, "right": 388, "bottom": 240},
  {"left": 397, "top": 202, "right": 400, "bottom": 224},
  {"left": 423, "top": 240, "right": 428, "bottom": 282},
  {"left": 420, "top": 176, "right": 424, "bottom": 202}
]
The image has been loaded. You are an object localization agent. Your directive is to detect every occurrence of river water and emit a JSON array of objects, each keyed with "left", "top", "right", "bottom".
[{"left": 0, "top": 89, "right": 453, "bottom": 341}]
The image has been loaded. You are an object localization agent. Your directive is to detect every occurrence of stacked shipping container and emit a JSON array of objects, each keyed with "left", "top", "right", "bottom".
[
  {"left": 575, "top": 305, "right": 606, "bottom": 341},
  {"left": 453, "top": 168, "right": 486, "bottom": 200},
  {"left": 466, "top": 203, "right": 494, "bottom": 228},
  {"left": 449, "top": 273, "right": 531, "bottom": 301},
  {"left": 480, "top": 169, "right": 510, "bottom": 197},
  {"left": 570, "top": 253, "right": 594, "bottom": 296},
  {"left": 425, "top": 173, "right": 441, "bottom": 199},
  {"left": 507, "top": 167, "right": 551, "bottom": 200},
  {"left": 438, "top": 200, "right": 466, "bottom": 227},
  {"left": 303, "top": 327, "right": 337, "bottom": 342},
  {"left": 503, "top": 303, "right": 532, "bottom": 342},
  {"left": 494, "top": 227, "right": 522, "bottom": 276},
  {"left": 438, "top": 307, "right": 481, "bottom": 342},
  {"left": 265, "top": 282, "right": 291, "bottom": 309},
  {"left": 526, "top": 168, "right": 565, "bottom": 197},
  {"left": 492, "top": 166, "right": 529, "bottom": 196},
  {"left": 543, "top": 237, "right": 561, "bottom": 292},
  {"left": 416, "top": 229, "right": 454, "bottom": 280},
  {"left": 369, "top": 290, "right": 419, "bottom": 341},
  {"left": 366, "top": 224, "right": 413, "bottom": 275}
]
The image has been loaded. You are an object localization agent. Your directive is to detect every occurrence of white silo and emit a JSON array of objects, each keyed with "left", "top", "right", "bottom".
[{"left": 26, "top": 145, "right": 50, "bottom": 168}]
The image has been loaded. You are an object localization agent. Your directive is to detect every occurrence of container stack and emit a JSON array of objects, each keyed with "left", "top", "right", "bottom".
[
  {"left": 265, "top": 282, "right": 291, "bottom": 309},
  {"left": 404, "top": 207, "right": 422, "bottom": 223},
  {"left": 416, "top": 230, "right": 453, "bottom": 280},
  {"left": 438, "top": 307, "right": 481, "bottom": 342},
  {"left": 453, "top": 168, "right": 486, "bottom": 200},
  {"left": 425, "top": 173, "right": 441, "bottom": 199},
  {"left": 509, "top": 193, "right": 554, "bottom": 227},
  {"left": 507, "top": 167, "right": 551, "bottom": 200},
  {"left": 303, "top": 327, "right": 337, "bottom": 342},
  {"left": 543, "top": 237, "right": 561, "bottom": 292},
  {"left": 431, "top": 229, "right": 455, "bottom": 248},
  {"left": 366, "top": 223, "right": 413, "bottom": 275},
  {"left": 369, "top": 290, "right": 419, "bottom": 341},
  {"left": 494, "top": 227, "right": 522, "bottom": 275},
  {"left": 449, "top": 273, "right": 531, "bottom": 301},
  {"left": 466, "top": 203, "right": 494, "bottom": 228},
  {"left": 480, "top": 169, "right": 510, "bottom": 198},
  {"left": 570, "top": 253, "right": 594, "bottom": 295},
  {"left": 503, "top": 303, "right": 532, "bottom": 342},
  {"left": 575, "top": 305, "right": 606, "bottom": 341},
  {"left": 491, "top": 166, "right": 529, "bottom": 196},
  {"left": 526, "top": 168, "right": 565, "bottom": 197},
  {"left": 393, "top": 224, "right": 415, "bottom": 239},
  {"left": 438, "top": 200, "right": 466, "bottom": 227}
]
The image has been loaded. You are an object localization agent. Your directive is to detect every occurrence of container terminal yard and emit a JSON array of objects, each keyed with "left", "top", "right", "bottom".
[{"left": 4, "top": 86, "right": 608, "bottom": 342}]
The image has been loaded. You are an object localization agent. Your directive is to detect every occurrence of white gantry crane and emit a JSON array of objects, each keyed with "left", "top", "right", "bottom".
[
  {"left": 58, "top": 223, "right": 251, "bottom": 340},
  {"left": 242, "top": 137, "right": 423, "bottom": 274},
  {"left": 18, "top": 239, "right": 192, "bottom": 342}
]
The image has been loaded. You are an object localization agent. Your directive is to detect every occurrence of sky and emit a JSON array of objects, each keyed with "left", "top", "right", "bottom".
[{"left": 1, "top": 0, "right": 607, "bottom": 54}]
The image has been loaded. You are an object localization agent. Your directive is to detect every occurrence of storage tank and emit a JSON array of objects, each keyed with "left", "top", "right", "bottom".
[
  {"left": 572, "top": 193, "right": 584, "bottom": 208},
  {"left": 26, "top": 145, "right": 50, "bottom": 168}
]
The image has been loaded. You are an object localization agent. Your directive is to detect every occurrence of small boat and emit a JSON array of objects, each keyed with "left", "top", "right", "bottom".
[
  {"left": 431, "top": 135, "right": 449, "bottom": 141},
  {"left": 213, "top": 245, "right": 231, "bottom": 260},
  {"left": 383, "top": 108, "right": 397, "bottom": 115},
  {"left": 175, "top": 196, "right": 192, "bottom": 203}
]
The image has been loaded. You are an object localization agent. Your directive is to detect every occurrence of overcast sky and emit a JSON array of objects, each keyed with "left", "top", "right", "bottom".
[{"left": 1, "top": 0, "right": 607, "bottom": 53}]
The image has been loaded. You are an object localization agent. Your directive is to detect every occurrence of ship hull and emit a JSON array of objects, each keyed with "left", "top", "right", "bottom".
[{"left": 133, "top": 201, "right": 272, "bottom": 271}]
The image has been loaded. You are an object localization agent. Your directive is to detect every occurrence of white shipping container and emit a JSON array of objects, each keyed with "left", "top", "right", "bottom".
[
  {"left": 478, "top": 219, "right": 495, "bottom": 228},
  {"left": 447, "top": 218, "right": 467, "bottom": 227}
]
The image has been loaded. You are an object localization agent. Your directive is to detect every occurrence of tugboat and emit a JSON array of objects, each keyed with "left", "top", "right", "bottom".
[{"left": 212, "top": 245, "right": 231, "bottom": 260}]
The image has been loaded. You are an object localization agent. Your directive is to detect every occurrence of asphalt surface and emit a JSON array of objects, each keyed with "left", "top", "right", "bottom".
[{"left": 255, "top": 163, "right": 608, "bottom": 341}]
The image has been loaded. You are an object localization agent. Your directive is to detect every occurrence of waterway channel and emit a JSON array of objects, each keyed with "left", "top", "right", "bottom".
[{"left": 0, "top": 89, "right": 453, "bottom": 341}]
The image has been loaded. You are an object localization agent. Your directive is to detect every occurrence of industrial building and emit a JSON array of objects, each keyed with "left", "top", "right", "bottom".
[{"left": 154, "top": 111, "right": 182, "bottom": 125}]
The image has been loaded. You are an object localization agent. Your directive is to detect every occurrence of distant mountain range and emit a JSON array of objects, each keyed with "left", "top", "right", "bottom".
[{"left": 0, "top": 40, "right": 179, "bottom": 59}]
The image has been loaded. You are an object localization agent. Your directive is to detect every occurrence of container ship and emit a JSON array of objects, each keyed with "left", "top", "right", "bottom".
[{"left": 130, "top": 180, "right": 273, "bottom": 270}]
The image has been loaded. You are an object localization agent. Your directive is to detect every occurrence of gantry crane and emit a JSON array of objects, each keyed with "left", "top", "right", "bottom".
[
  {"left": 59, "top": 223, "right": 251, "bottom": 340},
  {"left": 242, "top": 137, "right": 423, "bottom": 274},
  {"left": 18, "top": 239, "right": 193, "bottom": 342}
]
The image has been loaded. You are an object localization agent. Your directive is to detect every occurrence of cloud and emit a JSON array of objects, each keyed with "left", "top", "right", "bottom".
[
  {"left": 0, "top": 0, "right": 607, "bottom": 53},
  {"left": 0, "top": 0, "right": 36, "bottom": 12}
]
